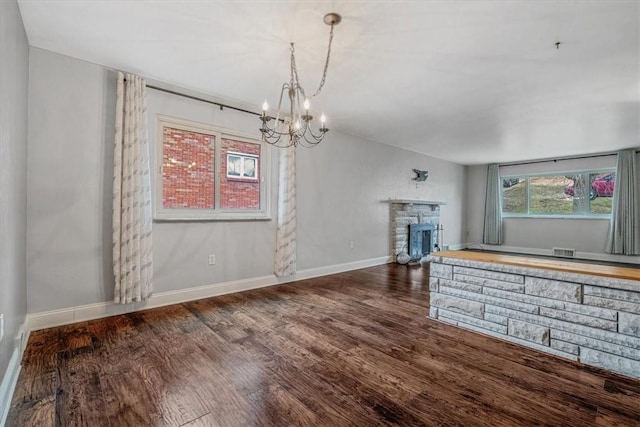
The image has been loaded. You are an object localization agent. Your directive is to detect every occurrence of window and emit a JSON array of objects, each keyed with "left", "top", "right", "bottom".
[
  {"left": 226, "top": 152, "right": 258, "bottom": 180},
  {"left": 155, "top": 116, "right": 270, "bottom": 220},
  {"left": 502, "top": 169, "right": 615, "bottom": 217}
]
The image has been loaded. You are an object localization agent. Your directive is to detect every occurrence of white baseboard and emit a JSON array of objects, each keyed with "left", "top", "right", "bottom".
[
  {"left": 27, "top": 256, "right": 392, "bottom": 332},
  {"left": 281, "top": 256, "right": 392, "bottom": 283},
  {"left": 463, "top": 243, "right": 640, "bottom": 265},
  {"left": 0, "top": 341, "right": 23, "bottom": 427},
  {"left": 445, "top": 243, "right": 467, "bottom": 251}
]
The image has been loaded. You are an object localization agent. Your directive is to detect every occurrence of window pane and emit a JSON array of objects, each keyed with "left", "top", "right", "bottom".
[
  {"left": 562, "top": 173, "right": 591, "bottom": 214},
  {"left": 501, "top": 169, "right": 615, "bottom": 217},
  {"left": 529, "top": 175, "right": 574, "bottom": 214},
  {"left": 243, "top": 157, "right": 257, "bottom": 178},
  {"left": 221, "top": 138, "right": 261, "bottom": 210},
  {"left": 162, "top": 127, "right": 215, "bottom": 209},
  {"left": 502, "top": 178, "right": 527, "bottom": 213},
  {"left": 227, "top": 155, "right": 241, "bottom": 177},
  {"left": 589, "top": 172, "right": 615, "bottom": 214}
]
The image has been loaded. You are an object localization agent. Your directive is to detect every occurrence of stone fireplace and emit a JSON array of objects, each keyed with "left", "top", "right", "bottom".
[{"left": 387, "top": 199, "right": 445, "bottom": 260}]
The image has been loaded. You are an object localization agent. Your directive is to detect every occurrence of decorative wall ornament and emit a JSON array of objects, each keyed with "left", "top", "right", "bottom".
[{"left": 412, "top": 169, "right": 429, "bottom": 182}]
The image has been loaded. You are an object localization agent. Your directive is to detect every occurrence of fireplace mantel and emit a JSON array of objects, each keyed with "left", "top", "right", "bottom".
[{"left": 386, "top": 199, "right": 446, "bottom": 206}]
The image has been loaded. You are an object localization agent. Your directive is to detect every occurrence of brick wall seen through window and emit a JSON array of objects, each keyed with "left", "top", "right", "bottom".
[
  {"left": 162, "top": 127, "right": 215, "bottom": 209},
  {"left": 221, "top": 138, "right": 260, "bottom": 209},
  {"left": 156, "top": 116, "right": 268, "bottom": 220}
]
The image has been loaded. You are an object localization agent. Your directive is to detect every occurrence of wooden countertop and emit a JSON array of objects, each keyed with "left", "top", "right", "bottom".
[{"left": 431, "top": 250, "right": 640, "bottom": 282}]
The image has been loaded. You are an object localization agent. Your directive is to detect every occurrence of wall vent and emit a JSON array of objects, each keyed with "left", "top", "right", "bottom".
[{"left": 552, "top": 247, "right": 575, "bottom": 258}]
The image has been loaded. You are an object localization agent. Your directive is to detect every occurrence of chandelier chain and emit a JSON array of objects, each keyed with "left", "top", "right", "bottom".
[
  {"left": 290, "top": 43, "right": 300, "bottom": 92},
  {"left": 290, "top": 23, "right": 335, "bottom": 99},
  {"left": 311, "top": 22, "right": 335, "bottom": 98}
]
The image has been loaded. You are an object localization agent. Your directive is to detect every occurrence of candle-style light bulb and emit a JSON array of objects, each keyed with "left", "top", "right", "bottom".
[
  {"left": 262, "top": 100, "right": 268, "bottom": 112},
  {"left": 303, "top": 98, "right": 310, "bottom": 111},
  {"left": 320, "top": 114, "right": 326, "bottom": 124}
]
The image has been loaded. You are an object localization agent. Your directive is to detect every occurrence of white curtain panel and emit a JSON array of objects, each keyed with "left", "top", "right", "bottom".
[
  {"left": 483, "top": 163, "right": 504, "bottom": 245},
  {"left": 274, "top": 145, "right": 297, "bottom": 276},
  {"left": 112, "top": 72, "right": 154, "bottom": 303},
  {"left": 606, "top": 149, "right": 640, "bottom": 255}
]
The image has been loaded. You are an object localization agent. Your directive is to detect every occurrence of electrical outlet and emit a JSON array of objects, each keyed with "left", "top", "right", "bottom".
[
  {"left": 208, "top": 254, "right": 216, "bottom": 265},
  {"left": 0, "top": 314, "right": 4, "bottom": 343}
]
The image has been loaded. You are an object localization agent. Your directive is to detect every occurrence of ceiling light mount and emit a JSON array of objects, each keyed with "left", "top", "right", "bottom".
[
  {"left": 260, "top": 12, "right": 342, "bottom": 148},
  {"left": 323, "top": 12, "right": 342, "bottom": 26}
]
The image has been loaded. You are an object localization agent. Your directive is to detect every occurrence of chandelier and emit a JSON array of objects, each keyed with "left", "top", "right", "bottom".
[{"left": 260, "top": 12, "right": 341, "bottom": 148}]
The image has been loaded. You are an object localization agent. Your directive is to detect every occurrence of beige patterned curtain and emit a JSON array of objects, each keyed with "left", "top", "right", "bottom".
[
  {"left": 112, "top": 72, "right": 153, "bottom": 303},
  {"left": 274, "top": 145, "right": 297, "bottom": 276}
]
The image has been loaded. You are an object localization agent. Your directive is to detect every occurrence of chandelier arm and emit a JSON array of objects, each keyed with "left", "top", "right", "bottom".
[
  {"left": 296, "top": 118, "right": 310, "bottom": 138},
  {"left": 261, "top": 117, "right": 298, "bottom": 140},
  {"left": 263, "top": 127, "right": 291, "bottom": 138},
  {"left": 264, "top": 133, "right": 281, "bottom": 145},
  {"left": 300, "top": 133, "right": 322, "bottom": 147},
  {"left": 263, "top": 130, "right": 299, "bottom": 148},
  {"left": 305, "top": 126, "right": 326, "bottom": 141},
  {"left": 274, "top": 82, "right": 290, "bottom": 126},
  {"left": 295, "top": 85, "right": 307, "bottom": 125},
  {"left": 303, "top": 128, "right": 325, "bottom": 144}
]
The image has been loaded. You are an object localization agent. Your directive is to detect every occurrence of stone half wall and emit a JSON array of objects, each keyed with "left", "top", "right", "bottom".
[
  {"left": 427, "top": 254, "right": 640, "bottom": 379},
  {"left": 389, "top": 200, "right": 443, "bottom": 257}
]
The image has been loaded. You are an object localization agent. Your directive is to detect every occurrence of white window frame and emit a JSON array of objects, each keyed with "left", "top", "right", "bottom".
[
  {"left": 226, "top": 151, "right": 259, "bottom": 181},
  {"left": 154, "top": 115, "right": 271, "bottom": 221},
  {"left": 501, "top": 168, "right": 615, "bottom": 219}
]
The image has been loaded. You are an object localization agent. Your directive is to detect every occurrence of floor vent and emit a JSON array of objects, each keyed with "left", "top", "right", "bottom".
[{"left": 552, "top": 247, "right": 575, "bottom": 258}]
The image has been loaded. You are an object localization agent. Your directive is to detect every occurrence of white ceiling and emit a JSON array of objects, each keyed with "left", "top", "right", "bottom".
[{"left": 17, "top": 1, "right": 640, "bottom": 165}]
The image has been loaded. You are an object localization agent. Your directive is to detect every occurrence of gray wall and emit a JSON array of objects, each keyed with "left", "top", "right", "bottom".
[
  {"left": 27, "top": 49, "right": 116, "bottom": 314},
  {"left": 0, "top": 0, "right": 29, "bottom": 385},
  {"left": 466, "top": 155, "right": 640, "bottom": 263},
  {"left": 27, "top": 48, "right": 466, "bottom": 313}
]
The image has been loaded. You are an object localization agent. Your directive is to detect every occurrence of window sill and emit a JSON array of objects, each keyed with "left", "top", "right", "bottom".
[
  {"left": 502, "top": 214, "right": 611, "bottom": 220},
  {"left": 154, "top": 212, "right": 272, "bottom": 222},
  {"left": 226, "top": 177, "right": 259, "bottom": 183}
]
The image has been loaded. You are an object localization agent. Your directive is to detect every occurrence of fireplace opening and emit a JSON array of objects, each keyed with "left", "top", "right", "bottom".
[{"left": 408, "top": 223, "right": 435, "bottom": 260}]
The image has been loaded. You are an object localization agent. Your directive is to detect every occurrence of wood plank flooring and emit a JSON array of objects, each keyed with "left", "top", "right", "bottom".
[{"left": 7, "top": 263, "right": 640, "bottom": 426}]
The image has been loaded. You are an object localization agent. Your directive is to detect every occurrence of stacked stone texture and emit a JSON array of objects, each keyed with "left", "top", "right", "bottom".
[
  {"left": 427, "top": 255, "right": 640, "bottom": 379},
  {"left": 390, "top": 202, "right": 440, "bottom": 256}
]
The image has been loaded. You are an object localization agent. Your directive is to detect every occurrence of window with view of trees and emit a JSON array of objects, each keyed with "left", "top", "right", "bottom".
[
  {"left": 501, "top": 170, "right": 615, "bottom": 217},
  {"left": 154, "top": 116, "right": 270, "bottom": 220}
]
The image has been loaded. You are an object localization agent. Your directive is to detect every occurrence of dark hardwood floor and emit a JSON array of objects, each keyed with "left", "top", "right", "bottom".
[{"left": 7, "top": 263, "right": 640, "bottom": 426}]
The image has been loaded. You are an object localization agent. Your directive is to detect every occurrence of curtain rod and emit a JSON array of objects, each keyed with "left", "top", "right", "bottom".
[
  {"left": 500, "top": 151, "right": 638, "bottom": 167},
  {"left": 146, "top": 84, "right": 262, "bottom": 118},
  {"left": 123, "top": 77, "right": 261, "bottom": 116}
]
